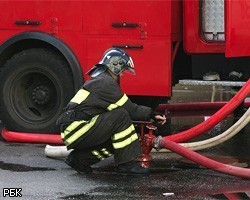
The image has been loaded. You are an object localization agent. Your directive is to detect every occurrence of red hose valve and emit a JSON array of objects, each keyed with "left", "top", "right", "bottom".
[{"left": 138, "top": 125, "right": 156, "bottom": 168}]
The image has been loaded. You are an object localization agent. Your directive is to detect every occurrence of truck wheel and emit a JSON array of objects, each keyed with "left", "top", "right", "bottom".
[{"left": 0, "top": 48, "right": 75, "bottom": 133}]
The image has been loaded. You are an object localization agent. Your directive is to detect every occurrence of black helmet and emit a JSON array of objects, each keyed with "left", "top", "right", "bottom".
[{"left": 86, "top": 48, "right": 135, "bottom": 76}]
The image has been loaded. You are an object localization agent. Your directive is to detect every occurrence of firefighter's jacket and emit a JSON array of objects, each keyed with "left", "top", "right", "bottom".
[{"left": 59, "top": 72, "right": 152, "bottom": 147}]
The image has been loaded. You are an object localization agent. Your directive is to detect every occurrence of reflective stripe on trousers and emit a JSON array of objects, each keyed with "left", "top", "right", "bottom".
[
  {"left": 61, "top": 115, "right": 99, "bottom": 146},
  {"left": 111, "top": 124, "right": 138, "bottom": 149}
]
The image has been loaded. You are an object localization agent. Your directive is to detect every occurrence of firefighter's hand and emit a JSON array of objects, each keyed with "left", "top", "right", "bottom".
[
  {"left": 154, "top": 115, "right": 166, "bottom": 125},
  {"left": 150, "top": 111, "right": 167, "bottom": 125}
]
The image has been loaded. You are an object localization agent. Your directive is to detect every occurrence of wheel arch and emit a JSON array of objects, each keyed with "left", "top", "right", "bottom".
[{"left": 0, "top": 31, "right": 83, "bottom": 91}]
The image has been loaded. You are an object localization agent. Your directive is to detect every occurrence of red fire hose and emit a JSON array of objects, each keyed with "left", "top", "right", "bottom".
[
  {"left": 160, "top": 139, "right": 250, "bottom": 179},
  {"left": 164, "top": 79, "right": 250, "bottom": 143},
  {"left": 1, "top": 128, "right": 63, "bottom": 144}
]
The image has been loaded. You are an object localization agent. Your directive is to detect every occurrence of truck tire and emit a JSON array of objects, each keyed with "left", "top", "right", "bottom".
[{"left": 0, "top": 48, "right": 75, "bottom": 133}]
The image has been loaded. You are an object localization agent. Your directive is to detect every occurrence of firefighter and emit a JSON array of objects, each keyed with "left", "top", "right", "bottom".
[{"left": 56, "top": 48, "right": 166, "bottom": 174}]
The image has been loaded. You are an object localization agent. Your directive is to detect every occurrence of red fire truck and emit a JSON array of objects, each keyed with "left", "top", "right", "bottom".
[{"left": 0, "top": 0, "right": 248, "bottom": 133}]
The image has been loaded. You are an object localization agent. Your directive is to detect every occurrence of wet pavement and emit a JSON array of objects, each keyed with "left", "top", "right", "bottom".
[
  {"left": 0, "top": 135, "right": 250, "bottom": 200},
  {"left": 1, "top": 84, "right": 250, "bottom": 199}
]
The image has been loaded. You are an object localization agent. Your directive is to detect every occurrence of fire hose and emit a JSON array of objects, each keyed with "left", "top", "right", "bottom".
[
  {"left": 162, "top": 106, "right": 250, "bottom": 151},
  {"left": 1, "top": 129, "right": 63, "bottom": 144},
  {"left": 164, "top": 79, "right": 250, "bottom": 142},
  {"left": 45, "top": 145, "right": 72, "bottom": 158},
  {"left": 137, "top": 105, "right": 250, "bottom": 179},
  {"left": 136, "top": 121, "right": 250, "bottom": 179},
  {"left": 158, "top": 139, "right": 250, "bottom": 179}
]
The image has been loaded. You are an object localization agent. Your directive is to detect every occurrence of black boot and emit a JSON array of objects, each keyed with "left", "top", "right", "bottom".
[
  {"left": 65, "top": 154, "right": 92, "bottom": 174},
  {"left": 117, "top": 161, "right": 150, "bottom": 175}
]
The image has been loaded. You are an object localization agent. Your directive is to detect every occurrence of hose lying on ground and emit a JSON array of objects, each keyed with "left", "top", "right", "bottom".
[
  {"left": 1, "top": 128, "right": 63, "bottom": 144},
  {"left": 160, "top": 139, "right": 250, "bottom": 179},
  {"left": 45, "top": 145, "right": 72, "bottom": 158}
]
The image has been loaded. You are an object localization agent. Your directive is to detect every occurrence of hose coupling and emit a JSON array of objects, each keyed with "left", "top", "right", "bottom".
[{"left": 153, "top": 136, "right": 163, "bottom": 151}]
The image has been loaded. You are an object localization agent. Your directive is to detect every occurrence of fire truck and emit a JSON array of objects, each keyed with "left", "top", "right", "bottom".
[{"left": 0, "top": 0, "right": 248, "bottom": 133}]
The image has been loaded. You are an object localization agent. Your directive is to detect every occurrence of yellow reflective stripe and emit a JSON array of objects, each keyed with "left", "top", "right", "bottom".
[
  {"left": 112, "top": 133, "right": 138, "bottom": 149},
  {"left": 101, "top": 148, "right": 112, "bottom": 157},
  {"left": 65, "top": 115, "right": 99, "bottom": 146},
  {"left": 111, "top": 124, "right": 135, "bottom": 141},
  {"left": 70, "top": 89, "right": 90, "bottom": 104},
  {"left": 92, "top": 150, "right": 105, "bottom": 160},
  {"left": 61, "top": 120, "right": 87, "bottom": 139},
  {"left": 107, "top": 94, "right": 128, "bottom": 111}
]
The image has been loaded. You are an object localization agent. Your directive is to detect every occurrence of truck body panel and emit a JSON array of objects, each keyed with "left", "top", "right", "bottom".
[
  {"left": 225, "top": 0, "right": 250, "bottom": 57},
  {"left": 0, "top": 0, "right": 249, "bottom": 133}
]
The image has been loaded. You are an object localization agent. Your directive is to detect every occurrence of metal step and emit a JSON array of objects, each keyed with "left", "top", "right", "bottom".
[{"left": 179, "top": 79, "right": 246, "bottom": 87}]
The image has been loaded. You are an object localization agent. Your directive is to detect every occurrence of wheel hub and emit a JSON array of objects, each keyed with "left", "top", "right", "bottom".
[{"left": 32, "top": 86, "right": 50, "bottom": 105}]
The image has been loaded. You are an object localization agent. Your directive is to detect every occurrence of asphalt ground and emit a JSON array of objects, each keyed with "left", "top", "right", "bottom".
[
  {"left": 0, "top": 134, "right": 250, "bottom": 200},
  {"left": 0, "top": 84, "right": 250, "bottom": 199}
]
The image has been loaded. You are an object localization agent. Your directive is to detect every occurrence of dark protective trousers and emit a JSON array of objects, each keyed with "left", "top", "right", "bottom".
[{"left": 67, "top": 108, "right": 142, "bottom": 165}]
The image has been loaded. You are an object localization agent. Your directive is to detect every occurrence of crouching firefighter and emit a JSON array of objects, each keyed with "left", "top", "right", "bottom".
[{"left": 56, "top": 48, "right": 166, "bottom": 175}]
